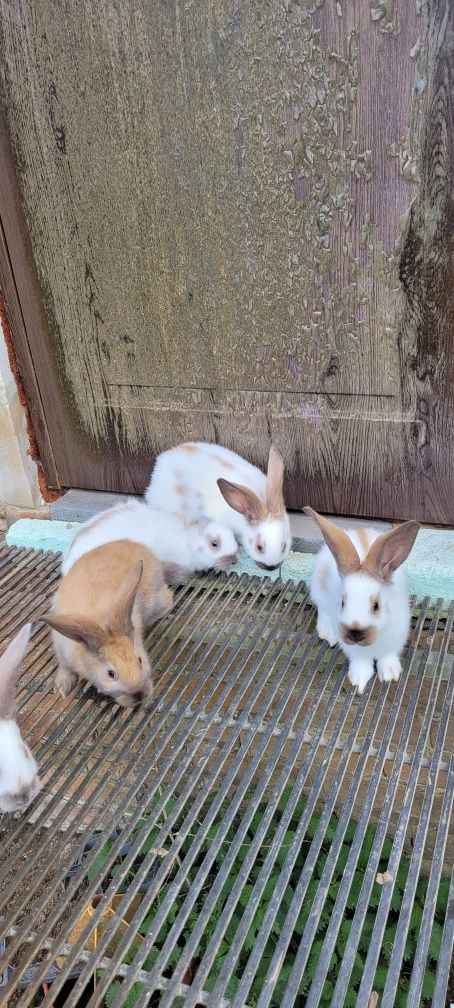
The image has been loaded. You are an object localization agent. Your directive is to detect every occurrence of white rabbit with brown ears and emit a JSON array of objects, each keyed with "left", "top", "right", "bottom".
[
  {"left": 306, "top": 508, "right": 420, "bottom": 694},
  {"left": 145, "top": 443, "right": 292, "bottom": 570}
]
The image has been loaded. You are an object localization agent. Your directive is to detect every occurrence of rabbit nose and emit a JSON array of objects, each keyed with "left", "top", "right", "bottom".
[
  {"left": 256, "top": 561, "right": 280, "bottom": 571},
  {"left": 346, "top": 626, "right": 366, "bottom": 643}
]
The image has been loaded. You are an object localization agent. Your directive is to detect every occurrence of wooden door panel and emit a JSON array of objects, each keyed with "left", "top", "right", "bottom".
[{"left": 0, "top": 1, "right": 452, "bottom": 521}]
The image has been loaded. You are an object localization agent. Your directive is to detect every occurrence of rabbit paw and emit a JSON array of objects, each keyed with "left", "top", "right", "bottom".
[
  {"left": 377, "top": 654, "right": 401, "bottom": 684},
  {"left": 347, "top": 661, "right": 374, "bottom": 695},
  {"left": 142, "top": 677, "right": 154, "bottom": 699},
  {"left": 316, "top": 613, "right": 337, "bottom": 647},
  {"left": 54, "top": 666, "right": 77, "bottom": 697}
]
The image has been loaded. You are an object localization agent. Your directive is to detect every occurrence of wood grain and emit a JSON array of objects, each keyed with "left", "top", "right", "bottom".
[
  {"left": 0, "top": 0, "right": 452, "bottom": 521},
  {"left": 0, "top": 104, "right": 59, "bottom": 488}
]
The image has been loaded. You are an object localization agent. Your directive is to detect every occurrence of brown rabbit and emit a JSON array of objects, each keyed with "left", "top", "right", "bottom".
[{"left": 43, "top": 540, "right": 173, "bottom": 707}]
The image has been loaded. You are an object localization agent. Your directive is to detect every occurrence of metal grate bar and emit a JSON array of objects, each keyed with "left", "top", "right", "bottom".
[
  {"left": 0, "top": 573, "right": 246, "bottom": 877},
  {"left": 168, "top": 662, "right": 355, "bottom": 1008},
  {"left": 406, "top": 751, "right": 454, "bottom": 1007},
  {"left": 353, "top": 602, "right": 453, "bottom": 1006},
  {"left": 304, "top": 596, "right": 449, "bottom": 1008},
  {"left": 249, "top": 600, "right": 433, "bottom": 1008},
  {"left": 0, "top": 547, "right": 452, "bottom": 1008},
  {"left": 113, "top": 628, "right": 324, "bottom": 1008},
  {"left": 432, "top": 858, "right": 454, "bottom": 1006},
  {"left": 2, "top": 549, "right": 57, "bottom": 599},
  {"left": 303, "top": 600, "right": 451, "bottom": 1008},
  {"left": 6, "top": 926, "right": 237, "bottom": 1008},
  {"left": 0, "top": 548, "right": 44, "bottom": 591},
  {"left": 119, "top": 636, "right": 342, "bottom": 1008},
  {"left": 2, "top": 578, "right": 58, "bottom": 639},
  {"left": 37, "top": 583, "right": 308, "bottom": 1008},
  {"left": 380, "top": 642, "right": 454, "bottom": 1006},
  {"left": 208, "top": 683, "right": 380, "bottom": 1008},
  {"left": 9, "top": 577, "right": 302, "bottom": 1005},
  {"left": 1, "top": 568, "right": 258, "bottom": 991},
  {"left": 318, "top": 604, "right": 450, "bottom": 1006}
]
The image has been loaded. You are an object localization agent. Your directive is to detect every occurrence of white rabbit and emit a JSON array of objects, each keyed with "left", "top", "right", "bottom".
[
  {"left": 306, "top": 507, "right": 420, "bottom": 694},
  {"left": 0, "top": 623, "right": 41, "bottom": 813},
  {"left": 145, "top": 443, "right": 292, "bottom": 570},
  {"left": 62, "top": 499, "right": 238, "bottom": 581}
]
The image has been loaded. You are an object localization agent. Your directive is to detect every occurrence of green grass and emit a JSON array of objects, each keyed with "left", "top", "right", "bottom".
[{"left": 93, "top": 789, "right": 449, "bottom": 1007}]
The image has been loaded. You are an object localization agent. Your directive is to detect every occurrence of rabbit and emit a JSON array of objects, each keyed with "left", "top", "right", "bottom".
[
  {"left": 43, "top": 540, "right": 173, "bottom": 707},
  {"left": 145, "top": 442, "right": 292, "bottom": 570},
  {"left": 0, "top": 623, "right": 41, "bottom": 814},
  {"left": 61, "top": 499, "right": 238, "bottom": 583},
  {"left": 305, "top": 507, "right": 420, "bottom": 694}
]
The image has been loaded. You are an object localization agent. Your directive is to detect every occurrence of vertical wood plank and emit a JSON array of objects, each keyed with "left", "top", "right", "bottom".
[{"left": 0, "top": 0, "right": 452, "bottom": 521}]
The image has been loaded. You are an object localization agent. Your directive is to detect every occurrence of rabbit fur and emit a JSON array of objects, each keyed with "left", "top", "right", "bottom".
[
  {"left": 0, "top": 623, "right": 41, "bottom": 813},
  {"left": 306, "top": 508, "right": 420, "bottom": 694},
  {"left": 44, "top": 540, "right": 173, "bottom": 707},
  {"left": 62, "top": 499, "right": 238, "bottom": 583},
  {"left": 145, "top": 442, "right": 291, "bottom": 569}
]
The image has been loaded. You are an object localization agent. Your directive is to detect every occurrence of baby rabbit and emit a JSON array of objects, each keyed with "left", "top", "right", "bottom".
[
  {"left": 0, "top": 623, "right": 41, "bottom": 814},
  {"left": 306, "top": 507, "right": 420, "bottom": 694},
  {"left": 44, "top": 540, "right": 173, "bottom": 707},
  {"left": 145, "top": 442, "right": 292, "bottom": 570},
  {"left": 62, "top": 499, "right": 238, "bottom": 582}
]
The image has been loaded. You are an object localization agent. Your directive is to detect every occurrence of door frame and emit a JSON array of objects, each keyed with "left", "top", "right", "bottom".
[{"left": 0, "top": 100, "right": 60, "bottom": 489}]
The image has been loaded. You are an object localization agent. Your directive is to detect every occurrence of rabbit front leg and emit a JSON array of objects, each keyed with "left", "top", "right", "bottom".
[
  {"left": 134, "top": 632, "right": 151, "bottom": 677},
  {"left": 377, "top": 653, "right": 401, "bottom": 683},
  {"left": 131, "top": 610, "right": 151, "bottom": 677},
  {"left": 346, "top": 656, "right": 375, "bottom": 694},
  {"left": 51, "top": 632, "right": 78, "bottom": 697},
  {"left": 316, "top": 609, "right": 338, "bottom": 648},
  {"left": 55, "top": 662, "right": 78, "bottom": 697}
]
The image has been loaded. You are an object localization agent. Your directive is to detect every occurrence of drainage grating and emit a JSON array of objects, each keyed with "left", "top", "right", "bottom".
[{"left": 0, "top": 543, "right": 453, "bottom": 1008}]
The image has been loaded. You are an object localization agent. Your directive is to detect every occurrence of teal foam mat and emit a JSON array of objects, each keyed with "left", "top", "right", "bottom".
[{"left": 6, "top": 518, "right": 454, "bottom": 602}]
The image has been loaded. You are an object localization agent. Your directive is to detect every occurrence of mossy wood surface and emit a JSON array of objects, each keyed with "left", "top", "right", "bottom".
[{"left": 0, "top": 1, "right": 452, "bottom": 521}]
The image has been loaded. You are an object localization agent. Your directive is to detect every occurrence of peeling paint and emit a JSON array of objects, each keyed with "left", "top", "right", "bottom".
[
  {"left": 370, "top": 0, "right": 399, "bottom": 35},
  {"left": 0, "top": 0, "right": 428, "bottom": 456}
]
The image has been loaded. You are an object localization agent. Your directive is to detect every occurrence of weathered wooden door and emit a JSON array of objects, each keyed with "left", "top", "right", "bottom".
[{"left": 0, "top": 1, "right": 452, "bottom": 522}]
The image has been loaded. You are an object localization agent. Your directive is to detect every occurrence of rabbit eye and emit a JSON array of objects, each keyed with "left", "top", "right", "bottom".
[
  {"left": 373, "top": 599, "right": 380, "bottom": 613},
  {"left": 256, "top": 541, "right": 264, "bottom": 553},
  {"left": 210, "top": 537, "right": 220, "bottom": 549},
  {"left": 340, "top": 596, "right": 346, "bottom": 609},
  {"left": 107, "top": 669, "right": 116, "bottom": 680},
  {"left": 138, "top": 655, "right": 142, "bottom": 666}
]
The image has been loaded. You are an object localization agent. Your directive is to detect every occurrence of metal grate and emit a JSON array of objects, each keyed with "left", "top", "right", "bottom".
[{"left": 0, "top": 543, "right": 453, "bottom": 1008}]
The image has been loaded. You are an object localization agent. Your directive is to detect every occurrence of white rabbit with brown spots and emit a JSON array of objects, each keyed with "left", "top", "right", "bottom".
[
  {"left": 145, "top": 442, "right": 292, "bottom": 570},
  {"left": 306, "top": 508, "right": 420, "bottom": 694},
  {"left": 62, "top": 499, "right": 238, "bottom": 583},
  {"left": 0, "top": 623, "right": 41, "bottom": 814},
  {"left": 44, "top": 540, "right": 173, "bottom": 707}
]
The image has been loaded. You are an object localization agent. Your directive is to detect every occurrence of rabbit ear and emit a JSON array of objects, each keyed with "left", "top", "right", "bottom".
[
  {"left": 42, "top": 614, "right": 107, "bottom": 652},
  {"left": 217, "top": 478, "right": 265, "bottom": 524},
  {"left": 266, "top": 446, "right": 285, "bottom": 517},
  {"left": 363, "top": 521, "right": 420, "bottom": 582},
  {"left": 110, "top": 559, "right": 144, "bottom": 634},
  {"left": 304, "top": 507, "right": 361, "bottom": 577},
  {"left": 0, "top": 623, "right": 32, "bottom": 718}
]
